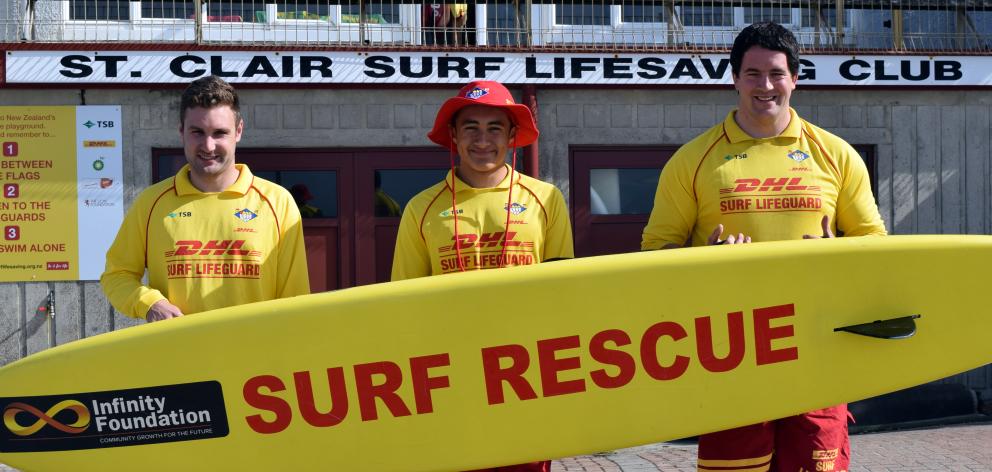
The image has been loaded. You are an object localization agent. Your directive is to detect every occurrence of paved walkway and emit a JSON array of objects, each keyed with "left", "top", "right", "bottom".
[
  {"left": 2, "top": 423, "right": 989, "bottom": 471},
  {"left": 553, "top": 423, "right": 992, "bottom": 472}
]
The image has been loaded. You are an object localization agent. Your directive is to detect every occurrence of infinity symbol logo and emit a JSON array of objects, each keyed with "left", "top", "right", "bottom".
[{"left": 3, "top": 400, "right": 90, "bottom": 436}]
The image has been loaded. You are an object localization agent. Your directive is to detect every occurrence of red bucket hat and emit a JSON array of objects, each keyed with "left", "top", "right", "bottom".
[{"left": 427, "top": 81, "right": 539, "bottom": 151}]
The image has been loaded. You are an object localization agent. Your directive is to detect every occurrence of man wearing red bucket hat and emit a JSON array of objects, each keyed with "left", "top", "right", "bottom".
[
  {"left": 391, "top": 81, "right": 573, "bottom": 470},
  {"left": 392, "top": 80, "right": 573, "bottom": 283}
]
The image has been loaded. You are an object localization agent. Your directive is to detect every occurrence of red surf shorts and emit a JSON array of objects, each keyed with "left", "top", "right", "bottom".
[{"left": 697, "top": 404, "right": 851, "bottom": 472}]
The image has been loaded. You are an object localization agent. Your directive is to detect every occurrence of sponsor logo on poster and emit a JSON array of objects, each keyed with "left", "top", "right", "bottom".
[{"left": 82, "top": 140, "right": 116, "bottom": 148}]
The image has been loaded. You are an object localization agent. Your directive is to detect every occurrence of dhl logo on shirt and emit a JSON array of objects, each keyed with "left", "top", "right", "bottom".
[
  {"left": 438, "top": 231, "right": 535, "bottom": 253},
  {"left": 165, "top": 240, "right": 263, "bottom": 279},
  {"left": 718, "top": 177, "right": 823, "bottom": 214},
  {"left": 720, "top": 177, "right": 821, "bottom": 194},
  {"left": 164, "top": 240, "right": 262, "bottom": 258}
]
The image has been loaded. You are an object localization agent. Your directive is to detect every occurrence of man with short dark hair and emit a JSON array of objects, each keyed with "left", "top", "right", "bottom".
[
  {"left": 642, "top": 23, "right": 886, "bottom": 472},
  {"left": 101, "top": 75, "right": 309, "bottom": 322}
]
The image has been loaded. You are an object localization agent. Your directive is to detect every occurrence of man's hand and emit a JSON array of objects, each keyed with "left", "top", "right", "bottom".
[
  {"left": 146, "top": 300, "right": 184, "bottom": 323},
  {"left": 803, "top": 215, "right": 835, "bottom": 239},
  {"left": 707, "top": 224, "right": 751, "bottom": 245}
]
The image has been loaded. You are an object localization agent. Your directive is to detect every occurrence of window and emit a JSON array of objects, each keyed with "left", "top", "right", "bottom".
[
  {"left": 70, "top": 0, "right": 130, "bottom": 20},
  {"left": 680, "top": 6, "right": 733, "bottom": 27},
  {"left": 854, "top": 145, "right": 877, "bottom": 202},
  {"left": 556, "top": 4, "right": 610, "bottom": 26},
  {"left": 589, "top": 168, "right": 659, "bottom": 215},
  {"left": 141, "top": 0, "right": 194, "bottom": 20},
  {"left": 623, "top": 4, "right": 667, "bottom": 24},
  {"left": 205, "top": 1, "right": 261, "bottom": 22},
  {"left": 744, "top": 7, "right": 791, "bottom": 25},
  {"left": 340, "top": 4, "right": 400, "bottom": 24},
  {"left": 254, "top": 170, "right": 339, "bottom": 218},
  {"left": 801, "top": 7, "right": 839, "bottom": 28},
  {"left": 275, "top": 2, "right": 331, "bottom": 20},
  {"left": 487, "top": 3, "right": 526, "bottom": 46},
  {"left": 373, "top": 169, "right": 447, "bottom": 217}
]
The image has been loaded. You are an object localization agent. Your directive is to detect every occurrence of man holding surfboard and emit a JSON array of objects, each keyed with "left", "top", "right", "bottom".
[
  {"left": 392, "top": 80, "right": 573, "bottom": 471},
  {"left": 101, "top": 76, "right": 310, "bottom": 322},
  {"left": 642, "top": 22, "right": 886, "bottom": 472}
]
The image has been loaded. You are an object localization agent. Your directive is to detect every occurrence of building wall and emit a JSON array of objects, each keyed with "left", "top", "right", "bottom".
[{"left": 0, "top": 86, "right": 988, "bottom": 397}]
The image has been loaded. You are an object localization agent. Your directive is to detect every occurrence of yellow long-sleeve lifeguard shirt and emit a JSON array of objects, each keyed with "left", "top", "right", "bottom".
[
  {"left": 392, "top": 165, "right": 574, "bottom": 280},
  {"left": 642, "top": 109, "right": 887, "bottom": 249},
  {"left": 101, "top": 164, "right": 310, "bottom": 319}
]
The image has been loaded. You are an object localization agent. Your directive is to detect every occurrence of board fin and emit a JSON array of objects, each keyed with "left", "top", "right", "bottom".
[{"left": 834, "top": 315, "right": 921, "bottom": 340}]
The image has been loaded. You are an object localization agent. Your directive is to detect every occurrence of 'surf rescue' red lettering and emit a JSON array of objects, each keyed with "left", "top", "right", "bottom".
[
  {"left": 242, "top": 354, "right": 451, "bottom": 434},
  {"left": 243, "top": 303, "right": 801, "bottom": 433},
  {"left": 481, "top": 304, "right": 799, "bottom": 405}
]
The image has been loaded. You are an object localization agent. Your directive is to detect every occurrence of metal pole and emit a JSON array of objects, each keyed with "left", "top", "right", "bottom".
[
  {"left": 892, "top": 7, "right": 903, "bottom": 50},
  {"left": 47, "top": 288, "right": 56, "bottom": 347},
  {"left": 359, "top": 0, "right": 367, "bottom": 45},
  {"left": 524, "top": 0, "right": 532, "bottom": 48},
  {"left": 955, "top": 6, "right": 966, "bottom": 51},
  {"left": 522, "top": 85, "right": 539, "bottom": 177},
  {"left": 834, "top": 0, "right": 845, "bottom": 48},
  {"left": 813, "top": 1, "right": 822, "bottom": 49},
  {"left": 665, "top": 0, "right": 682, "bottom": 46},
  {"left": 193, "top": 0, "right": 203, "bottom": 44}
]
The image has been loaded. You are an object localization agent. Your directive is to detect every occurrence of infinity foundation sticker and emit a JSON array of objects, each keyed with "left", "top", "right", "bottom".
[{"left": 0, "top": 381, "right": 228, "bottom": 452}]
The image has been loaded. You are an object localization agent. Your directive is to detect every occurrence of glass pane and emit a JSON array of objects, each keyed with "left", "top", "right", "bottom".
[
  {"left": 276, "top": 2, "right": 331, "bottom": 20},
  {"left": 802, "top": 8, "right": 837, "bottom": 28},
  {"left": 590, "top": 168, "right": 660, "bottom": 215},
  {"left": 375, "top": 169, "right": 448, "bottom": 217},
  {"left": 70, "top": 0, "right": 130, "bottom": 20},
  {"left": 340, "top": 4, "right": 400, "bottom": 23},
  {"left": 744, "top": 7, "right": 791, "bottom": 25},
  {"left": 487, "top": 3, "right": 526, "bottom": 46},
  {"left": 963, "top": 11, "right": 992, "bottom": 50},
  {"left": 623, "top": 4, "right": 667, "bottom": 24},
  {"left": 142, "top": 0, "right": 195, "bottom": 19},
  {"left": 556, "top": 4, "right": 610, "bottom": 26},
  {"left": 680, "top": 6, "right": 733, "bottom": 27},
  {"left": 207, "top": 1, "right": 263, "bottom": 22},
  {"left": 255, "top": 170, "right": 338, "bottom": 218},
  {"left": 157, "top": 155, "right": 187, "bottom": 183}
]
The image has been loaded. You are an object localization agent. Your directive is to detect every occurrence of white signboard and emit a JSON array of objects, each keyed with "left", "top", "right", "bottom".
[{"left": 5, "top": 51, "right": 991, "bottom": 86}]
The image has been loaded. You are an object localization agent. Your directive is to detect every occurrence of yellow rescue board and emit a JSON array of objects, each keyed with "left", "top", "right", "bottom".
[{"left": 1, "top": 236, "right": 990, "bottom": 471}]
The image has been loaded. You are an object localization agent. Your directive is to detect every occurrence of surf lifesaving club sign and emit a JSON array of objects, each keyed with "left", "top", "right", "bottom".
[{"left": 5, "top": 51, "right": 992, "bottom": 86}]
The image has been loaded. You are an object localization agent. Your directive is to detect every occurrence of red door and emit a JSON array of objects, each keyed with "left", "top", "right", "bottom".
[
  {"left": 355, "top": 150, "right": 450, "bottom": 285},
  {"left": 237, "top": 150, "right": 355, "bottom": 292},
  {"left": 570, "top": 146, "right": 676, "bottom": 257}
]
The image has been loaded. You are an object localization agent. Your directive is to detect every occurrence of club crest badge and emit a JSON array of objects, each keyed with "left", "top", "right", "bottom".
[
  {"left": 787, "top": 150, "right": 811, "bottom": 162},
  {"left": 234, "top": 209, "right": 258, "bottom": 222},
  {"left": 465, "top": 87, "right": 489, "bottom": 100},
  {"left": 505, "top": 203, "right": 527, "bottom": 215}
]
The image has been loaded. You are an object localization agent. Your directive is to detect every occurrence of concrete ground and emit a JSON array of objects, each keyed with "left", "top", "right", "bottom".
[
  {"left": 553, "top": 422, "right": 992, "bottom": 472},
  {"left": 2, "top": 422, "right": 989, "bottom": 471}
]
